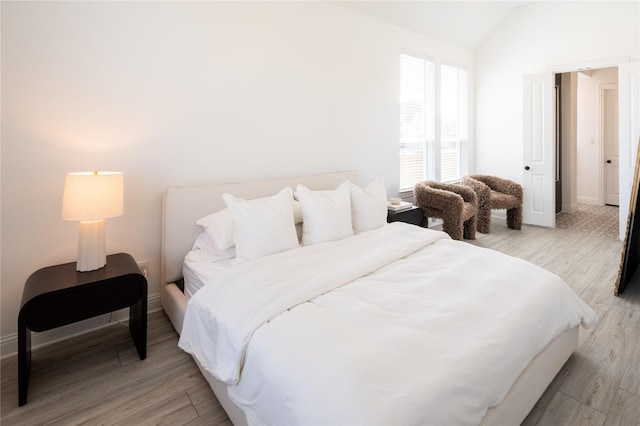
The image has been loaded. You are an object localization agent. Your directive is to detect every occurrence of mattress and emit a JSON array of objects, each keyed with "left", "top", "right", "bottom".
[{"left": 183, "top": 250, "right": 233, "bottom": 300}]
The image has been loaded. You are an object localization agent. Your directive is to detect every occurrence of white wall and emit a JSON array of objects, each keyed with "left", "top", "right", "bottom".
[
  {"left": 0, "top": 1, "right": 472, "bottom": 355},
  {"left": 576, "top": 67, "right": 618, "bottom": 204},
  {"left": 475, "top": 1, "right": 639, "bottom": 185},
  {"left": 561, "top": 72, "right": 579, "bottom": 214}
]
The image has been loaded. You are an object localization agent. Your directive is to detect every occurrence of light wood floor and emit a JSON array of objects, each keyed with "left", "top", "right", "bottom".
[
  {"left": 2, "top": 218, "right": 639, "bottom": 425},
  {"left": 468, "top": 220, "right": 640, "bottom": 426}
]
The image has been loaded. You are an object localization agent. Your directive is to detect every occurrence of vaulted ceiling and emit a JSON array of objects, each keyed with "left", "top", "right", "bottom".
[{"left": 333, "top": 1, "right": 533, "bottom": 51}]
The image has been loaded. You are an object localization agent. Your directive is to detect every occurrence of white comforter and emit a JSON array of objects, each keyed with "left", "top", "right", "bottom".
[{"left": 179, "top": 222, "right": 596, "bottom": 425}]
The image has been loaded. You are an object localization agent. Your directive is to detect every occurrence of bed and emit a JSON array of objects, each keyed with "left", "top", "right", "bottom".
[{"left": 161, "top": 170, "right": 596, "bottom": 425}]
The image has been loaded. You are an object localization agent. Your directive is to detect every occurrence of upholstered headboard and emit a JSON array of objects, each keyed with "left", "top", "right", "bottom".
[{"left": 161, "top": 170, "right": 358, "bottom": 285}]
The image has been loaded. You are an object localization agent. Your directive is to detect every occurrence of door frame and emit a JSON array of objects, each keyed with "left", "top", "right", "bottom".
[{"left": 618, "top": 61, "right": 640, "bottom": 240}]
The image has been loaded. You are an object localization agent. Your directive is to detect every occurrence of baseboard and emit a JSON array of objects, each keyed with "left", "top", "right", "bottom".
[
  {"left": 577, "top": 196, "right": 599, "bottom": 205},
  {"left": 428, "top": 218, "right": 443, "bottom": 229},
  {"left": 0, "top": 294, "right": 162, "bottom": 359}
]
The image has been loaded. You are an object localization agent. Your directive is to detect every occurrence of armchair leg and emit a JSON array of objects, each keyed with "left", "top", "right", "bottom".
[
  {"left": 463, "top": 216, "right": 477, "bottom": 240},
  {"left": 476, "top": 208, "right": 491, "bottom": 234},
  {"left": 443, "top": 218, "right": 463, "bottom": 240},
  {"left": 507, "top": 206, "right": 523, "bottom": 230}
]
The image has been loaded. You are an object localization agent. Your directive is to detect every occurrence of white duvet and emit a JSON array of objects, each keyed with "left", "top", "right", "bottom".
[{"left": 179, "top": 222, "right": 596, "bottom": 425}]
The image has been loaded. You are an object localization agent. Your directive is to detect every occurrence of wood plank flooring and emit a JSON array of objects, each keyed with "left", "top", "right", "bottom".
[
  {"left": 2, "top": 218, "right": 639, "bottom": 425},
  {"left": 1, "top": 309, "right": 231, "bottom": 426},
  {"left": 468, "top": 220, "right": 640, "bottom": 426}
]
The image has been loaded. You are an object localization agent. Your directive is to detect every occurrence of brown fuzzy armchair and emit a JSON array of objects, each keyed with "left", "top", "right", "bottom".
[
  {"left": 461, "top": 175, "right": 523, "bottom": 234},
  {"left": 414, "top": 181, "right": 477, "bottom": 240}
]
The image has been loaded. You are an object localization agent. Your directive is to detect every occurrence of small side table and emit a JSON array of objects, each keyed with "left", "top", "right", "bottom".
[
  {"left": 18, "top": 252, "right": 147, "bottom": 406},
  {"left": 387, "top": 206, "right": 425, "bottom": 226}
]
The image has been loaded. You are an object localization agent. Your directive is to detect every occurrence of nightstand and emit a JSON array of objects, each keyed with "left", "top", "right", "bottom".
[
  {"left": 18, "top": 253, "right": 147, "bottom": 406},
  {"left": 387, "top": 206, "right": 425, "bottom": 226}
]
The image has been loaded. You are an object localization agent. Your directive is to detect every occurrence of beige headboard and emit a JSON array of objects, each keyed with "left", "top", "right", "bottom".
[{"left": 161, "top": 170, "right": 358, "bottom": 285}]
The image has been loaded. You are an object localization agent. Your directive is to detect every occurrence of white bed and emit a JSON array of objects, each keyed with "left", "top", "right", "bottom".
[{"left": 161, "top": 170, "right": 595, "bottom": 425}]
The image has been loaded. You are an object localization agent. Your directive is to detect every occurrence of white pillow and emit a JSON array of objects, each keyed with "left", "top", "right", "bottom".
[
  {"left": 196, "top": 208, "right": 235, "bottom": 252},
  {"left": 296, "top": 181, "right": 353, "bottom": 246},
  {"left": 192, "top": 231, "right": 236, "bottom": 261},
  {"left": 196, "top": 198, "right": 303, "bottom": 253},
  {"left": 222, "top": 187, "right": 299, "bottom": 261},
  {"left": 350, "top": 178, "right": 388, "bottom": 233}
]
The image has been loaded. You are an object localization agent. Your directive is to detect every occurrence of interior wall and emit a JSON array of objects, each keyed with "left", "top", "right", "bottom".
[
  {"left": 561, "top": 72, "right": 578, "bottom": 214},
  {"left": 576, "top": 67, "right": 619, "bottom": 204},
  {"left": 0, "top": 1, "right": 473, "bottom": 355},
  {"left": 475, "top": 1, "right": 639, "bottom": 184}
]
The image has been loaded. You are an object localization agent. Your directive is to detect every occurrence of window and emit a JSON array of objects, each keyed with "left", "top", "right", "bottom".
[
  {"left": 400, "top": 54, "right": 435, "bottom": 189},
  {"left": 440, "top": 64, "right": 468, "bottom": 182},
  {"left": 400, "top": 54, "right": 468, "bottom": 191}
]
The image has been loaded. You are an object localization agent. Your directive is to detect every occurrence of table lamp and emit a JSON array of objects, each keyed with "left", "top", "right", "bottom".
[{"left": 61, "top": 171, "right": 124, "bottom": 272}]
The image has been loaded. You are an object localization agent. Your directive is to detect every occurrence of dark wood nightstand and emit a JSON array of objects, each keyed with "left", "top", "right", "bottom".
[
  {"left": 18, "top": 253, "right": 147, "bottom": 406},
  {"left": 387, "top": 206, "right": 425, "bottom": 226}
]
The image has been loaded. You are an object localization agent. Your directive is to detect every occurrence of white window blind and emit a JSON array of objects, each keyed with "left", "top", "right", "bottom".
[
  {"left": 400, "top": 54, "right": 435, "bottom": 190},
  {"left": 440, "top": 64, "right": 468, "bottom": 182},
  {"left": 400, "top": 54, "right": 468, "bottom": 190}
]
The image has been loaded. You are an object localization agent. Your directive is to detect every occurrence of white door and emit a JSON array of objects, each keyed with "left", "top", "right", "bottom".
[
  {"left": 603, "top": 86, "right": 619, "bottom": 206},
  {"left": 523, "top": 73, "right": 555, "bottom": 227},
  {"left": 618, "top": 61, "right": 640, "bottom": 240}
]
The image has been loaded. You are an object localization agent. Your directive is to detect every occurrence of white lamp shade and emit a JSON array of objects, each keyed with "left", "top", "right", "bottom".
[{"left": 61, "top": 171, "right": 124, "bottom": 221}]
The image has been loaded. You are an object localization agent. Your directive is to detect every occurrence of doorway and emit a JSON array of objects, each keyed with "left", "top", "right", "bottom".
[{"left": 556, "top": 67, "right": 619, "bottom": 234}]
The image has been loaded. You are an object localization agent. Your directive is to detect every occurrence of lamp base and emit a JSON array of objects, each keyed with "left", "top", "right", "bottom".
[{"left": 77, "top": 220, "right": 107, "bottom": 272}]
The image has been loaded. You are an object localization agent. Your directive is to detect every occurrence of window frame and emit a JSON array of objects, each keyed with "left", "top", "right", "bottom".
[{"left": 400, "top": 52, "right": 469, "bottom": 192}]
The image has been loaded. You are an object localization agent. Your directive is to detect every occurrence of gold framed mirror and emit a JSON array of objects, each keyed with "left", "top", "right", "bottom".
[{"left": 615, "top": 138, "right": 640, "bottom": 295}]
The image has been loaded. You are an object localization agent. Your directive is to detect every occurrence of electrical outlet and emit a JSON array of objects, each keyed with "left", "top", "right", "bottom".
[{"left": 137, "top": 260, "right": 149, "bottom": 278}]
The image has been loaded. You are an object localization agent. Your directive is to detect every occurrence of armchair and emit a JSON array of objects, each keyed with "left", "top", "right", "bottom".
[
  {"left": 414, "top": 181, "right": 477, "bottom": 240},
  {"left": 461, "top": 175, "right": 523, "bottom": 234}
]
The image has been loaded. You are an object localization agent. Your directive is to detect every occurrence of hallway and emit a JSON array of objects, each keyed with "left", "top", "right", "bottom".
[{"left": 556, "top": 204, "right": 619, "bottom": 240}]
